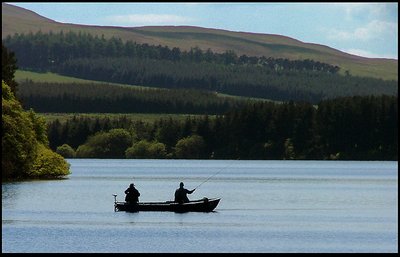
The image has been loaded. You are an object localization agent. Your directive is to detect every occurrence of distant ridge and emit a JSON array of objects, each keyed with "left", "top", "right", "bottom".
[{"left": 2, "top": 3, "right": 397, "bottom": 80}]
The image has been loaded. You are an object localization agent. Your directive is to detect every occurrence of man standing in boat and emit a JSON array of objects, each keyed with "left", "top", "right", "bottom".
[
  {"left": 174, "top": 182, "right": 195, "bottom": 204},
  {"left": 125, "top": 183, "right": 140, "bottom": 204}
]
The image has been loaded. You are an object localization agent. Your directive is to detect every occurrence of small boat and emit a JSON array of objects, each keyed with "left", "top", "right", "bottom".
[{"left": 113, "top": 195, "right": 220, "bottom": 213}]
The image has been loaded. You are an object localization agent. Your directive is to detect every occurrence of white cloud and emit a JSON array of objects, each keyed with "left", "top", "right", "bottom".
[
  {"left": 331, "top": 3, "right": 396, "bottom": 21},
  {"left": 326, "top": 20, "right": 397, "bottom": 42},
  {"left": 106, "top": 14, "right": 194, "bottom": 26}
]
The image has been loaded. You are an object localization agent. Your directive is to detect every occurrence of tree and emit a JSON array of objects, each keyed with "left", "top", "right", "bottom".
[
  {"left": 126, "top": 140, "right": 151, "bottom": 158},
  {"left": 283, "top": 138, "right": 295, "bottom": 160},
  {"left": 30, "top": 144, "right": 71, "bottom": 178},
  {"left": 2, "top": 80, "right": 37, "bottom": 179},
  {"left": 2, "top": 80, "right": 70, "bottom": 179},
  {"left": 125, "top": 140, "right": 167, "bottom": 159},
  {"left": 106, "top": 128, "right": 133, "bottom": 157},
  {"left": 75, "top": 128, "right": 132, "bottom": 158},
  {"left": 56, "top": 144, "right": 76, "bottom": 158},
  {"left": 2, "top": 43, "right": 18, "bottom": 95},
  {"left": 147, "top": 141, "right": 167, "bottom": 158},
  {"left": 174, "top": 135, "right": 206, "bottom": 159},
  {"left": 2, "top": 43, "right": 70, "bottom": 180},
  {"left": 27, "top": 109, "right": 49, "bottom": 145},
  {"left": 75, "top": 144, "right": 94, "bottom": 158}
]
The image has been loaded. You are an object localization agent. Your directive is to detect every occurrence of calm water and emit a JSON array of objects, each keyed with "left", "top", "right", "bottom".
[{"left": 2, "top": 159, "right": 398, "bottom": 253}]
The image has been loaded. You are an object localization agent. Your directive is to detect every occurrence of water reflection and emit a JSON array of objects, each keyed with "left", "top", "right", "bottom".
[{"left": 2, "top": 183, "right": 20, "bottom": 209}]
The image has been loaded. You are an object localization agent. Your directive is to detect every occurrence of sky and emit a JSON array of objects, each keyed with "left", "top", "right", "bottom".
[{"left": 6, "top": 2, "right": 398, "bottom": 60}]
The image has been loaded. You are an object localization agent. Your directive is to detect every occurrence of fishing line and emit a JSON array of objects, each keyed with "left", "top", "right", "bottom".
[{"left": 194, "top": 159, "right": 238, "bottom": 190}]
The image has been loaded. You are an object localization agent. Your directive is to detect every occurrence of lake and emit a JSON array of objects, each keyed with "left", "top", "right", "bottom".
[{"left": 2, "top": 159, "right": 398, "bottom": 253}]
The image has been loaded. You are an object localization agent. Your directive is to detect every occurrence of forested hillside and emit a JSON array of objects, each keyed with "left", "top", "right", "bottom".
[
  {"left": 2, "top": 30, "right": 397, "bottom": 161},
  {"left": 3, "top": 3, "right": 398, "bottom": 81},
  {"left": 17, "top": 80, "right": 247, "bottom": 114},
  {"left": 48, "top": 95, "right": 397, "bottom": 161},
  {"left": 4, "top": 31, "right": 397, "bottom": 104}
]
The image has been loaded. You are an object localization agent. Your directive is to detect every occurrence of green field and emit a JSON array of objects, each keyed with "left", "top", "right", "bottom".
[
  {"left": 38, "top": 112, "right": 214, "bottom": 124},
  {"left": 15, "top": 70, "right": 103, "bottom": 84},
  {"left": 15, "top": 70, "right": 149, "bottom": 89},
  {"left": 16, "top": 70, "right": 275, "bottom": 103}
]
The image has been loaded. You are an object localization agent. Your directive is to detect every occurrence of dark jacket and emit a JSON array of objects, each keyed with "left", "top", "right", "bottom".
[
  {"left": 174, "top": 187, "right": 195, "bottom": 203},
  {"left": 125, "top": 185, "right": 140, "bottom": 203}
]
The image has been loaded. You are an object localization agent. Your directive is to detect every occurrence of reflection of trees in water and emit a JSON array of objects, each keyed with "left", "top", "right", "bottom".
[{"left": 2, "top": 183, "right": 20, "bottom": 208}]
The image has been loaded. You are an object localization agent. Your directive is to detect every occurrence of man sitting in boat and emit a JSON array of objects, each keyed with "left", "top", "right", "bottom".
[
  {"left": 125, "top": 183, "right": 140, "bottom": 204},
  {"left": 174, "top": 182, "right": 195, "bottom": 204}
]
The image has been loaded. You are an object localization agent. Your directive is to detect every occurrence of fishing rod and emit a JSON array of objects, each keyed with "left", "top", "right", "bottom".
[{"left": 193, "top": 159, "right": 238, "bottom": 190}]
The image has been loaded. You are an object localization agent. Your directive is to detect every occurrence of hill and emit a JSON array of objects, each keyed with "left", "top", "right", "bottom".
[{"left": 2, "top": 3, "right": 397, "bottom": 81}]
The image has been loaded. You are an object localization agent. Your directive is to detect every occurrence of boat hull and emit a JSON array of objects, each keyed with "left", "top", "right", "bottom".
[{"left": 115, "top": 198, "right": 220, "bottom": 212}]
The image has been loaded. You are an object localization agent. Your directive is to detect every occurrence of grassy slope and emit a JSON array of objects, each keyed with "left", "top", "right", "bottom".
[
  {"left": 15, "top": 70, "right": 151, "bottom": 89},
  {"left": 15, "top": 72, "right": 217, "bottom": 122},
  {"left": 15, "top": 70, "right": 110, "bottom": 84},
  {"left": 2, "top": 3, "right": 397, "bottom": 81},
  {"left": 15, "top": 69, "right": 272, "bottom": 103},
  {"left": 38, "top": 112, "right": 210, "bottom": 124}
]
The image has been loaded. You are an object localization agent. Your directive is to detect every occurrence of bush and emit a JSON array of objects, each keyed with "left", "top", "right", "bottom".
[
  {"left": 75, "top": 128, "right": 132, "bottom": 158},
  {"left": 30, "top": 144, "right": 71, "bottom": 178},
  {"left": 56, "top": 144, "right": 76, "bottom": 158},
  {"left": 174, "top": 135, "right": 206, "bottom": 159},
  {"left": 75, "top": 144, "right": 95, "bottom": 158},
  {"left": 126, "top": 140, "right": 167, "bottom": 159}
]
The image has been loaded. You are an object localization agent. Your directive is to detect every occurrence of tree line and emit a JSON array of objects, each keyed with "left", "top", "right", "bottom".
[
  {"left": 49, "top": 95, "right": 398, "bottom": 161},
  {"left": 3, "top": 30, "right": 340, "bottom": 72},
  {"left": 17, "top": 80, "right": 248, "bottom": 114},
  {"left": 4, "top": 30, "right": 397, "bottom": 104}
]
